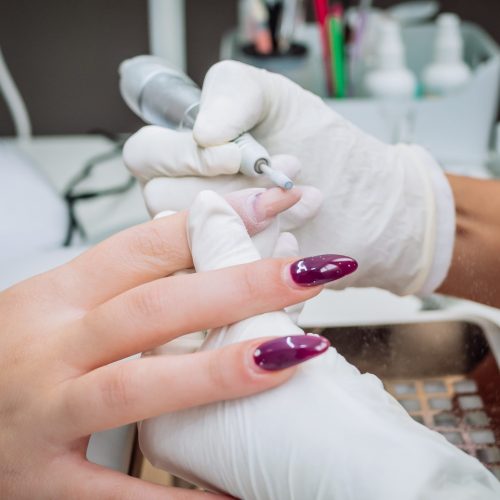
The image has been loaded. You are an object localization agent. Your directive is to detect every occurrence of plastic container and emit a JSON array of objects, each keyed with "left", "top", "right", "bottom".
[
  {"left": 422, "top": 13, "right": 471, "bottom": 96},
  {"left": 363, "top": 18, "right": 417, "bottom": 98},
  {"left": 221, "top": 21, "right": 500, "bottom": 168}
]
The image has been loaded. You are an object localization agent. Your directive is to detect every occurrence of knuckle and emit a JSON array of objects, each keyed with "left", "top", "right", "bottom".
[
  {"left": 241, "top": 260, "right": 290, "bottom": 307},
  {"left": 207, "top": 354, "right": 232, "bottom": 392},
  {"left": 127, "top": 223, "right": 175, "bottom": 266},
  {"left": 128, "top": 281, "right": 168, "bottom": 319},
  {"left": 239, "top": 264, "right": 265, "bottom": 301},
  {"left": 100, "top": 366, "right": 136, "bottom": 410}
]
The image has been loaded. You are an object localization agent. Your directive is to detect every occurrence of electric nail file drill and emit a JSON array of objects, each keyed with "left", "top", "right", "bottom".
[{"left": 119, "top": 56, "right": 294, "bottom": 190}]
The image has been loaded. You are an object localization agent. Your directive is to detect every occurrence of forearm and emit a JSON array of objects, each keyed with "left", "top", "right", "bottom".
[{"left": 438, "top": 174, "right": 500, "bottom": 306}]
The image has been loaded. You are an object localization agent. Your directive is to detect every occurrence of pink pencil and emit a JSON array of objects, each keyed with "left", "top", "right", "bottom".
[{"left": 314, "top": 0, "right": 333, "bottom": 96}]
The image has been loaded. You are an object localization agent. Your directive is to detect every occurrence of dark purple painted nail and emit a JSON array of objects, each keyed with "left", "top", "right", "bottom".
[
  {"left": 290, "top": 254, "right": 358, "bottom": 287},
  {"left": 254, "top": 335, "right": 330, "bottom": 371}
]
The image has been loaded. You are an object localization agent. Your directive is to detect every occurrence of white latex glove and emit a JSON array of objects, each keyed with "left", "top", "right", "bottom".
[
  {"left": 123, "top": 61, "right": 455, "bottom": 296},
  {"left": 138, "top": 190, "right": 499, "bottom": 500}
]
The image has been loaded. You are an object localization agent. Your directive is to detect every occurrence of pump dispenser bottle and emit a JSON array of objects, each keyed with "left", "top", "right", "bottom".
[
  {"left": 422, "top": 13, "right": 471, "bottom": 96},
  {"left": 363, "top": 18, "right": 417, "bottom": 99}
]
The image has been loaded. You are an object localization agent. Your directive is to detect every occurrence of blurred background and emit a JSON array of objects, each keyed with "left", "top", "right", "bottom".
[
  {"left": 1, "top": 0, "right": 500, "bottom": 486},
  {"left": 0, "top": 0, "right": 499, "bottom": 135}
]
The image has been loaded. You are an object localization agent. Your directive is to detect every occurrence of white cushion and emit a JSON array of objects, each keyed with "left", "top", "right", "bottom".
[{"left": 0, "top": 143, "right": 68, "bottom": 260}]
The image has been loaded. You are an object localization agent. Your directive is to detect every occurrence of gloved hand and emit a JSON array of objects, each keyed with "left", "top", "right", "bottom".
[
  {"left": 123, "top": 61, "right": 456, "bottom": 296},
  {"left": 138, "top": 190, "right": 499, "bottom": 500}
]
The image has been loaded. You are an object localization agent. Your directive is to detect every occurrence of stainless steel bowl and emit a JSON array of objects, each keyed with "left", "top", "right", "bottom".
[{"left": 307, "top": 320, "right": 500, "bottom": 480}]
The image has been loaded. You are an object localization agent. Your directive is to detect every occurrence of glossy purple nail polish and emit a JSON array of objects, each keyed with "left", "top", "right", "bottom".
[
  {"left": 254, "top": 335, "right": 330, "bottom": 371},
  {"left": 290, "top": 254, "right": 358, "bottom": 287}
]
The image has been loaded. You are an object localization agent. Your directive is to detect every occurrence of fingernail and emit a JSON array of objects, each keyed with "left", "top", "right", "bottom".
[
  {"left": 252, "top": 187, "right": 300, "bottom": 223},
  {"left": 254, "top": 335, "right": 330, "bottom": 371},
  {"left": 289, "top": 254, "right": 358, "bottom": 287}
]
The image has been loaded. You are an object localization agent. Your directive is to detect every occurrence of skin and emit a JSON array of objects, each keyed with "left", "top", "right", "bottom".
[
  {"left": 3, "top": 171, "right": 497, "bottom": 497},
  {"left": 0, "top": 190, "right": 323, "bottom": 499},
  {"left": 438, "top": 175, "right": 500, "bottom": 308}
]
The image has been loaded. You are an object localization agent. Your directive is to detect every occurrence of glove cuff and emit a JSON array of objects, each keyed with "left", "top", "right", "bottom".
[{"left": 402, "top": 145, "right": 456, "bottom": 296}]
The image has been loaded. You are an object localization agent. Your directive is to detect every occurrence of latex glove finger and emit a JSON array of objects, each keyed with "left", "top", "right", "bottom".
[
  {"left": 227, "top": 187, "right": 297, "bottom": 227},
  {"left": 147, "top": 179, "right": 321, "bottom": 232},
  {"left": 271, "top": 231, "right": 299, "bottom": 259},
  {"left": 142, "top": 154, "right": 301, "bottom": 216},
  {"left": 154, "top": 186, "right": 301, "bottom": 240},
  {"left": 123, "top": 126, "right": 241, "bottom": 182},
  {"left": 279, "top": 185, "right": 323, "bottom": 232},
  {"left": 194, "top": 60, "right": 292, "bottom": 147},
  {"left": 189, "top": 190, "right": 263, "bottom": 272},
  {"left": 272, "top": 232, "right": 305, "bottom": 324}
]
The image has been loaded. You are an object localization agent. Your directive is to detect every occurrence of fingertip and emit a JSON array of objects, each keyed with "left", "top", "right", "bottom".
[
  {"left": 142, "top": 177, "right": 188, "bottom": 216},
  {"left": 279, "top": 185, "right": 324, "bottom": 231},
  {"left": 193, "top": 114, "right": 242, "bottom": 148},
  {"left": 253, "top": 187, "right": 301, "bottom": 221},
  {"left": 208, "top": 337, "right": 297, "bottom": 400},
  {"left": 272, "top": 232, "right": 299, "bottom": 258},
  {"left": 244, "top": 337, "right": 298, "bottom": 382},
  {"left": 284, "top": 254, "right": 358, "bottom": 288},
  {"left": 294, "top": 186, "right": 323, "bottom": 211},
  {"left": 122, "top": 125, "right": 159, "bottom": 177},
  {"left": 251, "top": 334, "right": 330, "bottom": 372},
  {"left": 225, "top": 187, "right": 301, "bottom": 236}
]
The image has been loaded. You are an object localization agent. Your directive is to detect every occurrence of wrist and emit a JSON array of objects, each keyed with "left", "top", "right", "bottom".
[
  {"left": 389, "top": 144, "right": 455, "bottom": 296},
  {"left": 411, "top": 146, "right": 455, "bottom": 296}
]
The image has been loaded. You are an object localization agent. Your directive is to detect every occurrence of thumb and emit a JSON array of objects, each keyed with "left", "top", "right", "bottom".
[
  {"left": 123, "top": 126, "right": 241, "bottom": 182},
  {"left": 193, "top": 61, "right": 269, "bottom": 147}
]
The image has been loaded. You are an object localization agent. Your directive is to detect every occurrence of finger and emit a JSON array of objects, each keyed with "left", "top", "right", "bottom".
[
  {"left": 49, "top": 188, "right": 300, "bottom": 309},
  {"left": 221, "top": 186, "right": 301, "bottom": 237},
  {"left": 123, "top": 126, "right": 241, "bottom": 182},
  {"left": 272, "top": 232, "right": 300, "bottom": 258},
  {"left": 272, "top": 233, "right": 305, "bottom": 323},
  {"left": 153, "top": 186, "right": 301, "bottom": 238},
  {"left": 194, "top": 60, "right": 271, "bottom": 146},
  {"left": 56, "top": 337, "right": 300, "bottom": 438},
  {"left": 148, "top": 332, "right": 204, "bottom": 356},
  {"left": 142, "top": 154, "right": 301, "bottom": 216},
  {"left": 67, "top": 257, "right": 322, "bottom": 368},
  {"left": 279, "top": 185, "right": 323, "bottom": 232},
  {"left": 50, "top": 212, "right": 189, "bottom": 309},
  {"left": 55, "top": 460, "right": 226, "bottom": 499}
]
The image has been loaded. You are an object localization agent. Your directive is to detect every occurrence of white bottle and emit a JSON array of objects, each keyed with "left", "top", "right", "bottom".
[
  {"left": 364, "top": 18, "right": 417, "bottom": 99},
  {"left": 422, "top": 13, "right": 471, "bottom": 96}
]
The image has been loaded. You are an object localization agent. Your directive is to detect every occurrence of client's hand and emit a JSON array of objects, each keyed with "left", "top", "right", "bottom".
[
  {"left": 139, "top": 191, "right": 500, "bottom": 500},
  {"left": 0, "top": 188, "right": 330, "bottom": 499}
]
